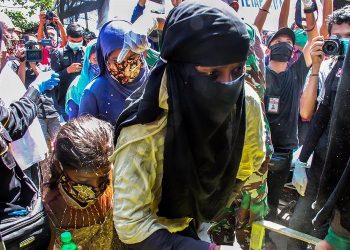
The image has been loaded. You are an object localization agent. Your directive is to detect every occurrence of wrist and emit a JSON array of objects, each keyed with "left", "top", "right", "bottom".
[{"left": 311, "top": 67, "right": 320, "bottom": 74}]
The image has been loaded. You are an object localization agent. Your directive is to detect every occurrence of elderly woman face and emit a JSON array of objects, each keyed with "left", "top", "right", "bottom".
[{"left": 106, "top": 48, "right": 144, "bottom": 84}]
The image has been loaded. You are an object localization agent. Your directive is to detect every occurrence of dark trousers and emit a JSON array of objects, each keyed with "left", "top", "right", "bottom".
[
  {"left": 266, "top": 150, "right": 293, "bottom": 221},
  {"left": 287, "top": 154, "right": 328, "bottom": 250}
]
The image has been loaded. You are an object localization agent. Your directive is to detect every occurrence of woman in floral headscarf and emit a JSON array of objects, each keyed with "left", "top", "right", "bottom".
[{"left": 79, "top": 20, "right": 149, "bottom": 125}]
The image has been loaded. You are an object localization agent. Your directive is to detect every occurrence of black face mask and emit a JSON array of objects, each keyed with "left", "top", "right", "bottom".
[
  {"left": 270, "top": 42, "right": 293, "bottom": 62},
  {"left": 184, "top": 66, "right": 244, "bottom": 129}
]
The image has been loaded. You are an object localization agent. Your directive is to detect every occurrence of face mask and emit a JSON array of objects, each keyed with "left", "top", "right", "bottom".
[
  {"left": 269, "top": 42, "right": 293, "bottom": 62},
  {"left": 90, "top": 63, "right": 100, "bottom": 76},
  {"left": 58, "top": 173, "right": 109, "bottom": 209},
  {"left": 68, "top": 41, "right": 83, "bottom": 51},
  {"left": 185, "top": 66, "right": 245, "bottom": 125},
  {"left": 107, "top": 55, "right": 144, "bottom": 84}
]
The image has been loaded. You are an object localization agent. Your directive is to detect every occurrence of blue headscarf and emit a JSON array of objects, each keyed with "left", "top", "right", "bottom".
[
  {"left": 65, "top": 39, "right": 98, "bottom": 113},
  {"left": 96, "top": 19, "right": 149, "bottom": 98}
]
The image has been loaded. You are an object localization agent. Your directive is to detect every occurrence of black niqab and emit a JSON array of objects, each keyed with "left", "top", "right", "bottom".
[{"left": 115, "top": 0, "right": 250, "bottom": 222}]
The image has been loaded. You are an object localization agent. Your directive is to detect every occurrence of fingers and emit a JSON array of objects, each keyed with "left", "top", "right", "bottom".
[{"left": 51, "top": 72, "right": 60, "bottom": 78}]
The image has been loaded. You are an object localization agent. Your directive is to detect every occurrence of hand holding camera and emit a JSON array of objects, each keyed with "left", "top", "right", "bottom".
[
  {"left": 15, "top": 48, "right": 26, "bottom": 63},
  {"left": 310, "top": 36, "right": 325, "bottom": 68}
]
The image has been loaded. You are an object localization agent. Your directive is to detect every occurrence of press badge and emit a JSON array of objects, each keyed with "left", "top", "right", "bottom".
[{"left": 267, "top": 96, "right": 280, "bottom": 114}]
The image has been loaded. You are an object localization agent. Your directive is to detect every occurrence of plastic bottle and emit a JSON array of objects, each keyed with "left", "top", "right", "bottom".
[{"left": 60, "top": 231, "right": 78, "bottom": 250}]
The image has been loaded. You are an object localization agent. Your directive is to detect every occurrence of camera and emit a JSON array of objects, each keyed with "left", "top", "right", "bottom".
[
  {"left": 40, "top": 39, "right": 52, "bottom": 47},
  {"left": 25, "top": 41, "right": 42, "bottom": 62},
  {"left": 46, "top": 11, "right": 54, "bottom": 21},
  {"left": 322, "top": 35, "right": 349, "bottom": 56}
]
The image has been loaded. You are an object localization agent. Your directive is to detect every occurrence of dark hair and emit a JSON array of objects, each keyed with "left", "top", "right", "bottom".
[
  {"left": 49, "top": 116, "right": 114, "bottom": 187},
  {"left": 66, "top": 22, "right": 84, "bottom": 38},
  {"left": 328, "top": 5, "right": 350, "bottom": 35}
]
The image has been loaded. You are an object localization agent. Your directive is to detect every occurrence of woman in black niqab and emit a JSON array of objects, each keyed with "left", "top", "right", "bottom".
[{"left": 115, "top": 0, "right": 250, "bottom": 226}]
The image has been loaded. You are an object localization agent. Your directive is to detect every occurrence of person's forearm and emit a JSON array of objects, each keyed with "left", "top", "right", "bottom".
[
  {"left": 300, "top": 66, "right": 321, "bottom": 120},
  {"left": 303, "top": 9, "right": 319, "bottom": 66},
  {"left": 320, "top": 0, "right": 332, "bottom": 38},
  {"left": 131, "top": 1, "right": 146, "bottom": 23},
  {"left": 254, "top": 0, "right": 273, "bottom": 34},
  {"left": 58, "top": 24, "right": 68, "bottom": 47},
  {"left": 17, "top": 62, "right": 26, "bottom": 84},
  {"left": 1, "top": 87, "right": 40, "bottom": 140},
  {"left": 37, "top": 23, "right": 44, "bottom": 43},
  {"left": 279, "top": 0, "right": 291, "bottom": 29}
]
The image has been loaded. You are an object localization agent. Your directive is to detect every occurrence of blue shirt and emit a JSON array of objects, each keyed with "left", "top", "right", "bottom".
[{"left": 79, "top": 69, "right": 147, "bottom": 125}]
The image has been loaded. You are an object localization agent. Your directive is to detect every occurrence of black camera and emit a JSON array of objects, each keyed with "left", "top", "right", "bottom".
[
  {"left": 46, "top": 11, "right": 54, "bottom": 21},
  {"left": 25, "top": 41, "right": 42, "bottom": 62},
  {"left": 322, "top": 35, "right": 350, "bottom": 56}
]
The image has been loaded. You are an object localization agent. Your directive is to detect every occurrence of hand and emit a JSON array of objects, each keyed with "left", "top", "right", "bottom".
[
  {"left": 292, "top": 159, "right": 308, "bottom": 196},
  {"left": 117, "top": 15, "right": 157, "bottom": 62},
  {"left": 67, "top": 63, "right": 82, "bottom": 74},
  {"left": 138, "top": 0, "right": 147, "bottom": 7},
  {"left": 39, "top": 11, "right": 46, "bottom": 24},
  {"left": 15, "top": 48, "right": 26, "bottom": 63},
  {"left": 171, "top": 0, "right": 183, "bottom": 7},
  {"left": 310, "top": 36, "right": 325, "bottom": 69},
  {"left": 301, "top": 0, "right": 313, "bottom": 9},
  {"left": 53, "top": 13, "right": 63, "bottom": 27},
  {"left": 30, "top": 72, "right": 60, "bottom": 93},
  {"left": 117, "top": 32, "right": 149, "bottom": 63}
]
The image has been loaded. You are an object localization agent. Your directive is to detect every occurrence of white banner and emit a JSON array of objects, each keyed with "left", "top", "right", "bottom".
[{"left": 0, "top": 62, "right": 48, "bottom": 170}]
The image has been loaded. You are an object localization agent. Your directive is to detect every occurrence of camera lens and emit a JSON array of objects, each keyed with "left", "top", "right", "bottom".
[
  {"left": 323, "top": 40, "right": 339, "bottom": 56},
  {"left": 46, "top": 11, "right": 54, "bottom": 20}
]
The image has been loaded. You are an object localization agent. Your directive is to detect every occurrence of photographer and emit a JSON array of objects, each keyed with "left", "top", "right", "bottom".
[
  {"left": 37, "top": 11, "right": 67, "bottom": 49},
  {"left": 13, "top": 37, "right": 61, "bottom": 150},
  {"left": 37, "top": 11, "right": 67, "bottom": 66},
  {"left": 51, "top": 22, "right": 84, "bottom": 121},
  {"left": 13, "top": 36, "right": 40, "bottom": 87},
  {"left": 289, "top": 6, "right": 350, "bottom": 250}
]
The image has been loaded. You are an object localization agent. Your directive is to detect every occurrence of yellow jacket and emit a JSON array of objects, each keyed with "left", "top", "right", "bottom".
[
  {"left": 236, "top": 84, "right": 266, "bottom": 181},
  {"left": 110, "top": 73, "right": 266, "bottom": 244}
]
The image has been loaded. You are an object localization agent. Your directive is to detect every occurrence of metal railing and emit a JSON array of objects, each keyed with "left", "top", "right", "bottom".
[{"left": 250, "top": 220, "right": 322, "bottom": 250}]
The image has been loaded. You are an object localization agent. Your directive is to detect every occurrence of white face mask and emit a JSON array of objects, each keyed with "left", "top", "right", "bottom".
[{"left": 68, "top": 41, "right": 83, "bottom": 51}]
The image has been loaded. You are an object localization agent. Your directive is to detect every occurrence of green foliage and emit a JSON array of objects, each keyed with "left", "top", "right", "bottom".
[{"left": 1, "top": 0, "right": 54, "bottom": 32}]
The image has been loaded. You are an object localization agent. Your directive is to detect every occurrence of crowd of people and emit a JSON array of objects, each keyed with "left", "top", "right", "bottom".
[{"left": 0, "top": 0, "right": 349, "bottom": 249}]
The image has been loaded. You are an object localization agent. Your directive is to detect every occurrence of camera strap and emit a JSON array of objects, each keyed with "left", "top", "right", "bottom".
[{"left": 295, "top": 0, "right": 319, "bottom": 32}]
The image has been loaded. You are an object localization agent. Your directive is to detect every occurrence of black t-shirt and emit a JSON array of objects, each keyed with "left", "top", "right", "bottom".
[
  {"left": 50, "top": 46, "right": 84, "bottom": 110},
  {"left": 264, "top": 54, "right": 310, "bottom": 150}
]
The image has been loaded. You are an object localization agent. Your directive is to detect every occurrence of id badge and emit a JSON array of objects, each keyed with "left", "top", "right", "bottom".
[{"left": 267, "top": 96, "right": 280, "bottom": 114}]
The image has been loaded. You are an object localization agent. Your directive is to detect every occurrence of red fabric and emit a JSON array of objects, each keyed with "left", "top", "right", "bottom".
[{"left": 41, "top": 47, "right": 50, "bottom": 65}]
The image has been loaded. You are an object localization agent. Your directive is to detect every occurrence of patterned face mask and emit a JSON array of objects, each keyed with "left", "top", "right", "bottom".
[
  {"left": 59, "top": 173, "right": 109, "bottom": 208},
  {"left": 106, "top": 54, "right": 144, "bottom": 84}
]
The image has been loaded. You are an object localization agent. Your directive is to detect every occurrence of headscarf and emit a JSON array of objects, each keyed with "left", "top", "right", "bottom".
[
  {"left": 115, "top": 0, "right": 250, "bottom": 222},
  {"left": 96, "top": 19, "right": 149, "bottom": 98},
  {"left": 65, "top": 39, "right": 98, "bottom": 111}
]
